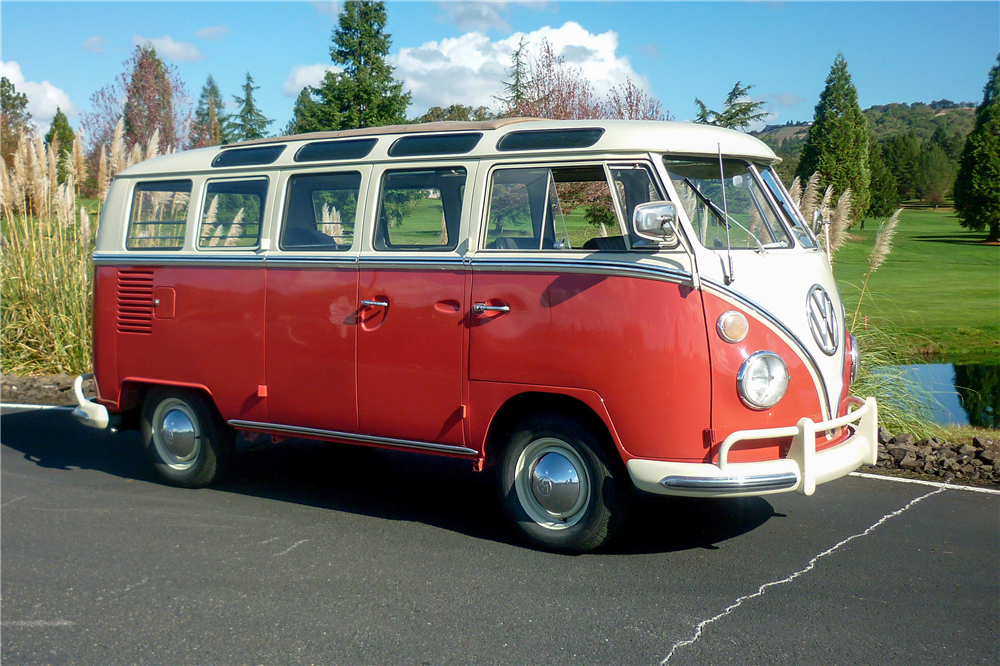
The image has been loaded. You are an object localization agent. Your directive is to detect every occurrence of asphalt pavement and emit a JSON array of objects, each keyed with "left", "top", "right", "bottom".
[{"left": 2, "top": 407, "right": 998, "bottom": 665}]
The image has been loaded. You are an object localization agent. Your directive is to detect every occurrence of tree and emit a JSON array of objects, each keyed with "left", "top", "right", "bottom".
[
  {"left": 694, "top": 81, "right": 767, "bottom": 131},
  {"left": 415, "top": 104, "right": 493, "bottom": 123},
  {"left": 601, "top": 78, "right": 668, "bottom": 121},
  {"left": 954, "top": 54, "right": 1000, "bottom": 242},
  {"left": 306, "top": 0, "right": 411, "bottom": 131},
  {"left": 231, "top": 73, "right": 273, "bottom": 141},
  {"left": 797, "top": 53, "right": 871, "bottom": 220},
  {"left": 866, "top": 135, "right": 900, "bottom": 218},
  {"left": 44, "top": 107, "right": 75, "bottom": 183},
  {"left": 881, "top": 132, "right": 922, "bottom": 200},
  {"left": 189, "top": 76, "right": 232, "bottom": 148},
  {"left": 495, "top": 37, "right": 529, "bottom": 118},
  {"left": 121, "top": 44, "right": 182, "bottom": 152},
  {"left": 916, "top": 143, "right": 957, "bottom": 208},
  {"left": 1, "top": 76, "right": 32, "bottom": 167}
]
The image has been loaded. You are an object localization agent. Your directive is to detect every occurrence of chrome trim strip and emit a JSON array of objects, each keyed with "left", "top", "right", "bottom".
[
  {"left": 358, "top": 256, "right": 466, "bottom": 270},
  {"left": 93, "top": 253, "right": 267, "bottom": 267},
  {"left": 228, "top": 420, "right": 480, "bottom": 457},
  {"left": 470, "top": 258, "right": 693, "bottom": 285},
  {"left": 659, "top": 472, "right": 799, "bottom": 492},
  {"left": 701, "top": 276, "right": 833, "bottom": 418},
  {"left": 265, "top": 255, "right": 358, "bottom": 267}
]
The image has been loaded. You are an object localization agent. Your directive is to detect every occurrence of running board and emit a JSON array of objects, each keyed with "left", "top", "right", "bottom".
[{"left": 228, "top": 420, "right": 479, "bottom": 457}]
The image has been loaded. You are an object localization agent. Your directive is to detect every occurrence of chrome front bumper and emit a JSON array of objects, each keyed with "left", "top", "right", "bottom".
[
  {"left": 72, "top": 373, "right": 112, "bottom": 429},
  {"left": 627, "top": 397, "right": 878, "bottom": 498}
]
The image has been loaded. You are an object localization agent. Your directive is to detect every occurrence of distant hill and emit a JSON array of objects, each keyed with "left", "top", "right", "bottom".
[
  {"left": 753, "top": 102, "right": 976, "bottom": 149},
  {"left": 752, "top": 102, "right": 976, "bottom": 182}
]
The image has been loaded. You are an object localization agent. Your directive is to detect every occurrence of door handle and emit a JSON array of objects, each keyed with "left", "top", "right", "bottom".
[
  {"left": 473, "top": 302, "right": 510, "bottom": 315},
  {"left": 361, "top": 299, "right": 388, "bottom": 308}
]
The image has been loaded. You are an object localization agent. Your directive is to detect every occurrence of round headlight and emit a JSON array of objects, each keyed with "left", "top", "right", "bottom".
[
  {"left": 717, "top": 310, "right": 749, "bottom": 343},
  {"left": 849, "top": 334, "right": 859, "bottom": 384},
  {"left": 737, "top": 351, "right": 789, "bottom": 410}
]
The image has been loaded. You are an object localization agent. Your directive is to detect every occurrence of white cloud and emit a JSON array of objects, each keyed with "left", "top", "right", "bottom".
[
  {"left": 438, "top": 2, "right": 511, "bottom": 33},
  {"left": 312, "top": 1, "right": 342, "bottom": 18},
  {"left": 1, "top": 61, "right": 77, "bottom": 133},
  {"left": 392, "top": 21, "right": 649, "bottom": 116},
  {"left": 195, "top": 25, "right": 231, "bottom": 42},
  {"left": 283, "top": 63, "right": 343, "bottom": 96},
  {"left": 81, "top": 36, "right": 107, "bottom": 54},
  {"left": 132, "top": 35, "right": 204, "bottom": 62}
]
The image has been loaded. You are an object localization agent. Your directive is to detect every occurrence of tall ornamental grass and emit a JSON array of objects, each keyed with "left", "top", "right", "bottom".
[{"left": 2, "top": 119, "right": 167, "bottom": 375}]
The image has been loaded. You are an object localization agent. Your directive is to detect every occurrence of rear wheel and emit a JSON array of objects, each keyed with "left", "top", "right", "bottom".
[
  {"left": 498, "top": 414, "right": 631, "bottom": 553},
  {"left": 141, "top": 387, "right": 232, "bottom": 488}
]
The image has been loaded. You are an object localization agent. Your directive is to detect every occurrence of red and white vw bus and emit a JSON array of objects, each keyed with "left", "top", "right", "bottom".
[{"left": 74, "top": 119, "right": 877, "bottom": 552}]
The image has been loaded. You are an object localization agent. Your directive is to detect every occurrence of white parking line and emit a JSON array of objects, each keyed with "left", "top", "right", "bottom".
[
  {"left": 0, "top": 403, "right": 74, "bottom": 411},
  {"left": 1, "top": 620, "right": 75, "bottom": 627},
  {"left": 850, "top": 471, "right": 1000, "bottom": 495},
  {"left": 661, "top": 485, "right": 948, "bottom": 664}
]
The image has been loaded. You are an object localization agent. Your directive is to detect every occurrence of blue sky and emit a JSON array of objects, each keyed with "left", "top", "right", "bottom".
[{"left": 2, "top": 1, "right": 998, "bottom": 137}]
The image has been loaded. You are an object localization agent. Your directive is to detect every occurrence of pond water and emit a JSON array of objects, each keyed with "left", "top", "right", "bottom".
[{"left": 897, "top": 363, "right": 999, "bottom": 428}]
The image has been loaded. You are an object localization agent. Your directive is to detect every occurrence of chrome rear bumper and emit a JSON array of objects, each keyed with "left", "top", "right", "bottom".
[
  {"left": 72, "top": 374, "right": 112, "bottom": 429},
  {"left": 628, "top": 397, "right": 878, "bottom": 498}
]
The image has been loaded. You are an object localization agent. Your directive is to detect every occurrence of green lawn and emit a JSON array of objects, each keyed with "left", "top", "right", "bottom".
[{"left": 832, "top": 208, "right": 1000, "bottom": 363}]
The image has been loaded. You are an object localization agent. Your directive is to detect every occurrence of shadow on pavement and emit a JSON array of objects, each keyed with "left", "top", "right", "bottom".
[{"left": 1, "top": 408, "right": 777, "bottom": 554}]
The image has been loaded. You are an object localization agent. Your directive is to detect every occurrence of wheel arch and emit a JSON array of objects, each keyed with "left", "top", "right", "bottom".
[{"left": 480, "top": 389, "right": 625, "bottom": 471}]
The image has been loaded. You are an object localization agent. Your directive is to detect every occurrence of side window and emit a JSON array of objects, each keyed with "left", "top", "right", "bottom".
[
  {"left": 374, "top": 168, "right": 467, "bottom": 251},
  {"left": 126, "top": 180, "right": 191, "bottom": 250},
  {"left": 484, "top": 165, "right": 626, "bottom": 251},
  {"left": 198, "top": 178, "right": 268, "bottom": 249},
  {"left": 280, "top": 172, "right": 361, "bottom": 251}
]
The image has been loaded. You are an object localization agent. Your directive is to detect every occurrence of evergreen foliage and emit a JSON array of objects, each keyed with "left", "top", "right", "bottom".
[
  {"left": 232, "top": 73, "right": 273, "bottom": 141},
  {"left": 880, "top": 132, "right": 922, "bottom": 200},
  {"left": 297, "top": 0, "right": 411, "bottom": 131},
  {"left": 694, "top": 81, "right": 767, "bottom": 131},
  {"left": 189, "top": 76, "right": 233, "bottom": 148},
  {"left": 867, "top": 134, "right": 900, "bottom": 217},
  {"left": 2, "top": 77, "right": 33, "bottom": 167},
  {"left": 415, "top": 104, "right": 493, "bottom": 123},
  {"left": 122, "top": 44, "right": 178, "bottom": 152},
  {"left": 496, "top": 37, "right": 529, "bottom": 118},
  {"left": 797, "top": 53, "right": 871, "bottom": 220},
  {"left": 954, "top": 54, "right": 1000, "bottom": 242},
  {"left": 44, "top": 107, "right": 76, "bottom": 183}
]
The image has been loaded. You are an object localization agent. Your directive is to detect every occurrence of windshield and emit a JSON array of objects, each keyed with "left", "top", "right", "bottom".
[
  {"left": 758, "top": 166, "right": 817, "bottom": 249},
  {"left": 663, "top": 157, "right": 793, "bottom": 251}
]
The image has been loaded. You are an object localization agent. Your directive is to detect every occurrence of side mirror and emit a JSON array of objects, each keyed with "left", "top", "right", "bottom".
[
  {"left": 811, "top": 208, "right": 826, "bottom": 233},
  {"left": 633, "top": 202, "right": 680, "bottom": 246}
]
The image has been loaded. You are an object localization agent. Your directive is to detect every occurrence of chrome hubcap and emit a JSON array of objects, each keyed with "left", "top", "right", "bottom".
[
  {"left": 530, "top": 452, "right": 581, "bottom": 516},
  {"left": 151, "top": 398, "right": 202, "bottom": 470},
  {"left": 514, "top": 437, "right": 591, "bottom": 530},
  {"left": 161, "top": 409, "right": 196, "bottom": 459}
]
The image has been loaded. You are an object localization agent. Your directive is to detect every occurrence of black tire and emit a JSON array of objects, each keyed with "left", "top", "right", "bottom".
[
  {"left": 497, "top": 413, "right": 631, "bottom": 553},
  {"left": 141, "top": 387, "right": 233, "bottom": 488}
]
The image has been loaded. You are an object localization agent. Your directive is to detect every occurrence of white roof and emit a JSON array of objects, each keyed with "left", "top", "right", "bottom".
[{"left": 119, "top": 119, "right": 779, "bottom": 178}]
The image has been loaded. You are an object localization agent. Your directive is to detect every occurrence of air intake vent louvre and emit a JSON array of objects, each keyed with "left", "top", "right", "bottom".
[{"left": 117, "top": 269, "right": 154, "bottom": 334}]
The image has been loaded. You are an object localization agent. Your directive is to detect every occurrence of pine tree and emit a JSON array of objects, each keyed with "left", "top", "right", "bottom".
[
  {"left": 232, "top": 72, "right": 273, "bottom": 141},
  {"left": 189, "top": 76, "right": 232, "bottom": 148},
  {"left": 1, "top": 77, "right": 32, "bottom": 167},
  {"left": 286, "top": 86, "right": 340, "bottom": 135},
  {"left": 954, "top": 54, "right": 1000, "bottom": 242},
  {"left": 797, "top": 54, "right": 871, "bottom": 220},
  {"left": 309, "top": 0, "right": 411, "bottom": 130},
  {"left": 694, "top": 81, "right": 767, "bottom": 131},
  {"left": 496, "top": 37, "right": 529, "bottom": 118},
  {"left": 867, "top": 135, "right": 900, "bottom": 218},
  {"left": 44, "top": 107, "right": 76, "bottom": 183}
]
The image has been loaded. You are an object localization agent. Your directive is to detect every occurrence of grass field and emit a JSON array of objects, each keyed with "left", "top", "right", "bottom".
[{"left": 832, "top": 207, "right": 1000, "bottom": 363}]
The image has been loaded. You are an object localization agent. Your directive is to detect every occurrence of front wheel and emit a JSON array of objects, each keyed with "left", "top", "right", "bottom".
[
  {"left": 141, "top": 387, "right": 232, "bottom": 488},
  {"left": 498, "top": 414, "right": 631, "bottom": 553}
]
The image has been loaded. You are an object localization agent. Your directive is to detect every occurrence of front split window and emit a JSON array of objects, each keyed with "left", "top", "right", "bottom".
[{"left": 663, "top": 158, "right": 793, "bottom": 250}]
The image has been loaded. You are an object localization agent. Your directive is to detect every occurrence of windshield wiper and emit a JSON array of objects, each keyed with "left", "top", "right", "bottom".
[{"left": 682, "top": 178, "right": 767, "bottom": 253}]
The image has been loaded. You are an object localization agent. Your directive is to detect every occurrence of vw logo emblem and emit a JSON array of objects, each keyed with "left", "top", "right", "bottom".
[
  {"left": 537, "top": 477, "right": 553, "bottom": 496},
  {"left": 806, "top": 285, "right": 839, "bottom": 356}
]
